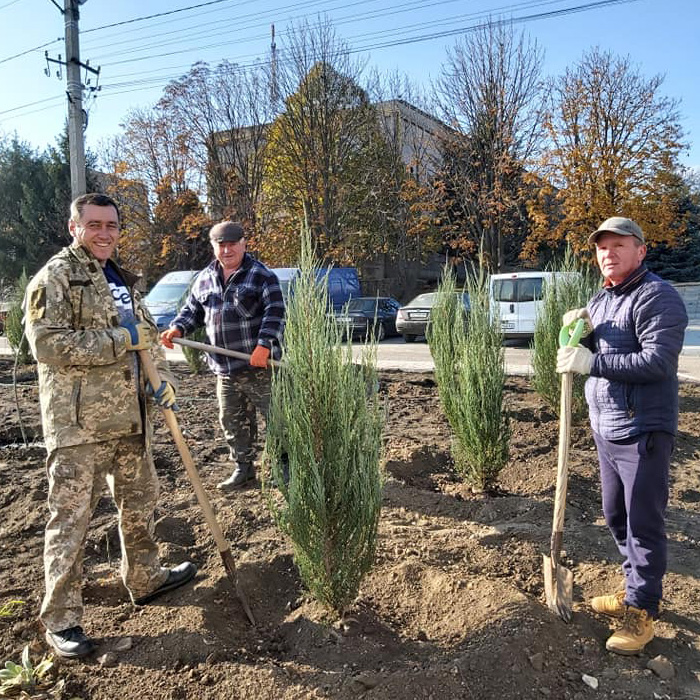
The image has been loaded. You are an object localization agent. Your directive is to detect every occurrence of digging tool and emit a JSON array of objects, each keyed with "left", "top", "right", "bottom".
[
  {"left": 171, "top": 337, "right": 283, "bottom": 368},
  {"left": 543, "top": 318, "right": 585, "bottom": 623},
  {"left": 138, "top": 350, "right": 256, "bottom": 626}
]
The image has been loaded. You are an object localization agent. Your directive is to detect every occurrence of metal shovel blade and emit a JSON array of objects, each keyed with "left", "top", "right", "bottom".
[{"left": 543, "top": 552, "right": 573, "bottom": 623}]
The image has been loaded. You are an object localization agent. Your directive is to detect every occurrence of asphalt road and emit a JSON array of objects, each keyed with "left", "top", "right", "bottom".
[{"left": 3, "top": 329, "right": 699, "bottom": 381}]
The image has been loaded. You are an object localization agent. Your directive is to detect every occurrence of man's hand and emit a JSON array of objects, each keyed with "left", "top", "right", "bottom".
[
  {"left": 562, "top": 307, "right": 592, "bottom": 338},
  {"left": 250, "top": 345, "right": 270, "bottom": 368},
  {"left": 118, "top": 320, "right": 157, "bottom": 351},
  {"left": 557, "top": 345, "right": 593, "bottom": 375},
  {"left": 145, "top": 380, "right": 178, "bottom": 410},
  {"left": 160, "top": 327, "right": 183, "bottom": 349}
]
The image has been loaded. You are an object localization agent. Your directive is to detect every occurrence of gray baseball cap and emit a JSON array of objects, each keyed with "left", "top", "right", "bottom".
[
  {"left": 210, "top": 221, "right": 245, "bottom": 243},
  {"left": 588, "top": 217, "right": 645, "bottom": 246}
]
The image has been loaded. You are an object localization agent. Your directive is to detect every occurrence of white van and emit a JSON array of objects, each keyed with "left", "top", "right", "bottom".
[{"left": 489, "top": 271, "right": 580, "bottom": 339}]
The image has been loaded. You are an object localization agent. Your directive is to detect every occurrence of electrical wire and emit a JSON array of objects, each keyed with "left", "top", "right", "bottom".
[{"left": 1, "top": 0, "right": 642, "bottom": 125}]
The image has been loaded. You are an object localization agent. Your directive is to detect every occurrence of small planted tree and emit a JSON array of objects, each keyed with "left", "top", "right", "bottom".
[
  {"left": 7, "top": 271, "right": 33, "bottom": 365},
  {"left": 264, "top": 233, "right": 383, "bottom": 617},
  {"left": 532, "top": 250, "right": 600, "bottom": 417},
  {"left": 429, "top": 263, "right": 509, "bottom": 491}
]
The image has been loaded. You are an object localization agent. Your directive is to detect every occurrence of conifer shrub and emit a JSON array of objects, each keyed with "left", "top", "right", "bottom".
[
  {"left": 181, "top": 326, "right": 207, "bottom": 374},
  {"left": 264, "top": 238, "right": 384, "bottom": 617},
  {"left": 8, "top": 271, "right": 33, "bottom": 365},
  {"left": 429, "top": 265, "right": 509, "bottom": 492},
  {"left": 531, "top": 251, "right": 599, "bottom": 419}
]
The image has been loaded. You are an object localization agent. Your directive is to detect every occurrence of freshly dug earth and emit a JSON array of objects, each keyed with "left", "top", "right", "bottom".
[{"left": 1, "top": 359, "right": 699, "bottom": 700}]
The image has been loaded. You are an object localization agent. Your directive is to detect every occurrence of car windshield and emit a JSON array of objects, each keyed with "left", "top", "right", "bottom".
[
  {"left": 145, "top": 283, "right": 190, "bottom": 304},
  {"left": 346, "top": 299, "right": 379, "bottom": 313},
  {"left": 405, "top": 293, "right": 437, "bottom": 307},
  {"left": 404, "top": 292, "right": 468, "bottom": 308}
]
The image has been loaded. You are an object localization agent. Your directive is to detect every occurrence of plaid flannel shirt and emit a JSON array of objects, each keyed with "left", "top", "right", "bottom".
[{"left": 171, "top": 253, "right": 285, "bottom": 375}]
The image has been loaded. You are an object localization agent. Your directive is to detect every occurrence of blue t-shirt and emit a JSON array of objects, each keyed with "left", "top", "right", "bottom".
[{"left": 104, "top": 261, "right": 135, "bottom": 324}]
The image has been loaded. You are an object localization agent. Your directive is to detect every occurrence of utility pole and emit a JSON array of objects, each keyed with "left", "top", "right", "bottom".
[
  {"left": 46, "top": 0, "right": 99, "bottom": 199},
  {"left": 65, "top": 0, "right": 86, "bottom": 197}
]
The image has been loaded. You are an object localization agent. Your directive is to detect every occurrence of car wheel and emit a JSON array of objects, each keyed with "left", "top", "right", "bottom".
[
  {"left": 403, "top": 334, "right": 417, "bottom": 343},
  {"left": 375, "top": 322, "right": 386, "bottom": 342}
]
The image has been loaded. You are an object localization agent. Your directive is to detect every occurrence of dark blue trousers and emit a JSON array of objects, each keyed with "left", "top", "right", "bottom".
[{"left": 593, "top": 431, "right": 674, "bottom": 618}]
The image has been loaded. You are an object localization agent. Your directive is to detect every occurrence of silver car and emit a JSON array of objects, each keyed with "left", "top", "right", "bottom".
[{"left": 396, "top": 292, "right": 470, "bottom": 343}]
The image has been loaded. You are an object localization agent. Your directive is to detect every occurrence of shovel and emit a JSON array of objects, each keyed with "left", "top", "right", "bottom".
[
  {"left": 138, "top": 350, "right": 256, "bottom": 626},
  {"left": 543, "top": 318, "right": 584, "bottom": 623},
  {"left": 170, "top": 336, "right": 283, "bottom": 368}
]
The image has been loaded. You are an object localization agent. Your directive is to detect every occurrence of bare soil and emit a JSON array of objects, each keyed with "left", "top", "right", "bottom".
[{"left": 1, "top": 359, "right": 700, "bottom": 700}]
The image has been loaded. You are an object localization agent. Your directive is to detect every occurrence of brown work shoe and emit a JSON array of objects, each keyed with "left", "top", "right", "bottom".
[
  {"left": 605, "top": 606, "right": 654, "bottom": 656},
  {"left": 590, "top": 590, "right": 626, "bottom": 617}
]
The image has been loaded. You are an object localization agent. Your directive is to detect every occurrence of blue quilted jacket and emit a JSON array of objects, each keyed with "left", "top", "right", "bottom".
[{"left": 585, "top": 265, "right": 688, "bottom": 440}]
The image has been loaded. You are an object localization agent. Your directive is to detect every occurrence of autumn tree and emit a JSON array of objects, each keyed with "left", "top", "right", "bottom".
[
  {"left": 525, "top": 47, "right": 687, "bottom": 260},
  {"left": 434, "top": 20, "right": 545, "bottom": 271},
  {"left": 100, "top": 106, "right": 210, "bottom": 282},
  {"left": 158, "top": 60, "right": 273, "bottom": 227},
  {"left": 260, "top": 18, "right": 395, "bottom": 265}
]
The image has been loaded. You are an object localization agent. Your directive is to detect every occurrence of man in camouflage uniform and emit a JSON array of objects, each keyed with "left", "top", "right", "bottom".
[
  {"left": 24, "top": 193, "right": 197, "bottom": 659},
  {"left": 160, "top": 221, "right": 285, "bottom": 491}
]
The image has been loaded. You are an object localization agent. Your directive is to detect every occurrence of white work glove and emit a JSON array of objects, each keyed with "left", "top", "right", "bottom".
[
  {"left": 562, "top": 307, "right": 592, "bottom": 338},
  {"left": 557, "top": 345, "right": 593, "bottom": 375}
]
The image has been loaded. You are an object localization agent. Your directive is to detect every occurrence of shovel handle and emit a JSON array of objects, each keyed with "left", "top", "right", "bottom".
[
  {"left": 139, "top": 351, "right": 230, "bottom": 551},
  {"left": 559, "top": 318, "right": 585, "bottom": 349},
  {"left": 171, "top": 337, "right": 283, "bottom": 368},
  {"left": 550, "top": 320, "right": 581, "bottom": 549}
]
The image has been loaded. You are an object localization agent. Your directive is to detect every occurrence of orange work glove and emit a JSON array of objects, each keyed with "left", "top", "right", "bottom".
[
  {"left": 250, "top": 345, "right": 271, "bottom": 368},
  {"left": 160, "top": 327, "right": 183, "bottom": 349}
]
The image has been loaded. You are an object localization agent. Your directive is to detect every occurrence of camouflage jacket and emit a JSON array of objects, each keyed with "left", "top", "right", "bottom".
[{"left": 24, "top": 243, "right": 176, "bottom": 452}]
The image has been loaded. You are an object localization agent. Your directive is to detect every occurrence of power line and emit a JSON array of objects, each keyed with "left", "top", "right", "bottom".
[
  {"left": 81, "top": 0, "right": 242, "bottom": 34},
  {"left": 0, "top": 38, "right": 62, "bottom": 66},
  {"left": 1, "top": 0, "right": 644, "bottom": 126}
]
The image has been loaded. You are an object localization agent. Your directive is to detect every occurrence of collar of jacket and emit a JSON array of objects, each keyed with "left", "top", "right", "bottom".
[
  {"left": 603, "top": 264, "right": 648, "bottom": 294},
  {"left": 70, "top": 242, "right": 140, "bottom": 288},
  {"left": 215, "top": 251, "right": 254, "bottom": 284}
]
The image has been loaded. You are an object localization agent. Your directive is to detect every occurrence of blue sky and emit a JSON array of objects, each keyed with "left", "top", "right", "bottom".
[{"left": 1, "top": 0, "right": 699, "bottom": 170}]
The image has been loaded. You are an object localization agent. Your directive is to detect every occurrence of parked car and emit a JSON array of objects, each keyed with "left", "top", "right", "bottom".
[
  {"left": 396, "top": 291, "right": 470, "bottom": 343},
  {"left": 143, "top": 270, "right": 199, "bottom": 331},
  {"left": 334, "top": 296, "right": 401, "bottom": 341},
  {"left": 489, "top": 271, "right": 581, "bottom": 340},
  {"left": 274, "top": 267, "right": 362, "bottom": 312}
]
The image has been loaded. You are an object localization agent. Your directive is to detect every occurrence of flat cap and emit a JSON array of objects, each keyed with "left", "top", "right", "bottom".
[
  {"left": 209, "top": 221, "right": 245, "bottom": 243},
  {"left": 588, "top": 217, "right": 645, "bottom": 246}
]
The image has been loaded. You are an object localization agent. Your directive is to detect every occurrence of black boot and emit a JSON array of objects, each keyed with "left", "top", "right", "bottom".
[
  {"left": 217, "top": 463, "right": 255, "bottom": 492},
  {"left": 45, "top": 626, "right": 96, "bottom": 658},
  {"left": 134, "top": 562, "right": 197, "bottom": 605}
]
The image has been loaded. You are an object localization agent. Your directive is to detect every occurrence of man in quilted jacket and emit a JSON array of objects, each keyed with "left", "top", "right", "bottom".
[{"left": 557, "top": 216, "right": 688, "bottom": 655}]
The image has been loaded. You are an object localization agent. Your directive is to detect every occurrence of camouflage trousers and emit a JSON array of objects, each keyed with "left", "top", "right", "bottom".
[
  {"left": 40, "top": 435, "right": 169, "bottom": 632},
  {"left": 216, "top": 368, "right": 272, "bottom": 468}
]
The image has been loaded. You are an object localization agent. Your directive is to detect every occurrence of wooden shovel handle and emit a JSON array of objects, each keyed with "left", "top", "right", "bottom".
[
  {"left": 138, "top": 351, "right": 229, "bottom": 551},
  {"left": 552, "top": 371, "right": 573, "bottom": 537}
]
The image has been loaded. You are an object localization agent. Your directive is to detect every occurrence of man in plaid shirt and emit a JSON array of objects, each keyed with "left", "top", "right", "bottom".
[{"left": 161, "top": 221, "right": 285, "bottom": 491}]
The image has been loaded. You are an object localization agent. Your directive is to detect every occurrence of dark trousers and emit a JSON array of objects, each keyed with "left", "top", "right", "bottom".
[{"left": 593, "top": 431, "right": 674, "bottom": 617}]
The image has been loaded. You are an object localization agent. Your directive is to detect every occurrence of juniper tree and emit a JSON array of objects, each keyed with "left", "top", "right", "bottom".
[
  {"left": 429, "top": 265, "right": 509, "bottom": 491},
  {"left": 264, "top": 237, "right": 383, "bottom": 617}
]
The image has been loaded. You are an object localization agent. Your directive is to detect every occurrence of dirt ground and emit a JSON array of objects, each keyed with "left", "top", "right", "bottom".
[{"left": 1, "top": 358, "right": 700, "bottom": 700}]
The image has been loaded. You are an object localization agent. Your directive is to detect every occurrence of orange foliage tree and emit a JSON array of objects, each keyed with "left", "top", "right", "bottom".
[{"left": 525, "top": 48, "right": 688, "bottom": 262}]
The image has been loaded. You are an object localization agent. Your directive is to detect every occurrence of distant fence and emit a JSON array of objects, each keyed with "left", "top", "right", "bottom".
[{"left": 673, "top": 282, "right": 700, "bottom": 321}]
